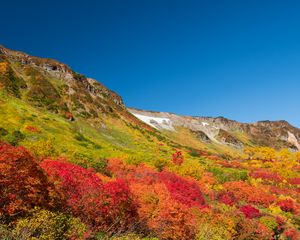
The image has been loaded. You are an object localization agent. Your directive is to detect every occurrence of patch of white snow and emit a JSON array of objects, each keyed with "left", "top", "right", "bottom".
[{"left": 132, "top": 113, "right": 175, "bottom": 131}]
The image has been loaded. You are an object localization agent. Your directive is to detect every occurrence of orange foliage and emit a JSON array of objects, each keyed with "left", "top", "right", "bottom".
[
  {"left": 25, "top": 125, "right": 40, "bottom": 133},
  {"left": 223, "top": 181, "right": 276, "bottom": 207}
]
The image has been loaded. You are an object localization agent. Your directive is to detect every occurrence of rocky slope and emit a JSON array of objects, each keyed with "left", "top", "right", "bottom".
[
  {"left": 129, "top": 108, "right": 300, "bottom": 151},
  {"left": 0, "top": 45, "right": 126, "bottom": 123}
]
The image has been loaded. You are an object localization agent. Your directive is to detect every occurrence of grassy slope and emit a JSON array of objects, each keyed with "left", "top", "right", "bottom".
[{"left": 0, "top": 90, "right": 177, "bottom": 166}]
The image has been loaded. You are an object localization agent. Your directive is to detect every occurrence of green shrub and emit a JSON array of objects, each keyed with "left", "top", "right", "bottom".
[
  {"left": 259, "top": 216, "right": 278, "bottom": 231},
  {"left": 208, "top": 166, "right": 248, "bottom": 183},
  {"left": 0, "top": 127, "right": 8, "bottom": 137},
  {"left": 7, "top": 130, "right": 25, "bottom": 146},
  {"left": 12, "top": 208, "right": 87, "bottom": 240}
]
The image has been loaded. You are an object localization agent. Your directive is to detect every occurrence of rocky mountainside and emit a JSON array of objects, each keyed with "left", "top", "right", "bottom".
[
  {"left": 0, "top": 45, "right": 127, "bottom": 123},
  {"left": 129, "top": 108, "right": 300, "bottom": 151}
]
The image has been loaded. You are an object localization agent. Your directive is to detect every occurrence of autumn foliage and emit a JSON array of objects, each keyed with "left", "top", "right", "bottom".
[
  {"left": 158, "top": 171, "right": 206, "bottom": 208},
  {"left": 240, "top": 205, "right": 260, "bottom": 219},
  {"left": 1, "top": 142, "right": 300, "bottom": 239},
  {"left": 172, "top": 151, "right": 184, "bottom": 166},
  {"left": 0, "top": 143, "right": 62, "bottom": 218},
  {"left": 223, "top": 181, "right": 276, "bottom": 207},
  {"left": 40, "top": 160, "right": 138, "bottom": 233}
]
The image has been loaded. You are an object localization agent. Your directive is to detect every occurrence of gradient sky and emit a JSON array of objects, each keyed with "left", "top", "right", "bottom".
[{"left": 2, "top": 0, "right": 300, "bottom": 127}]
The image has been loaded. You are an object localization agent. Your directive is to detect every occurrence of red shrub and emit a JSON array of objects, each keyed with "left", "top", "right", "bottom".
[
  {"left": 269, "top": 186, "right": 300, "bottom": 203},
  {"left": 128, "top": 164, "right": 159, "bottom": 185},
  {"left": 172, "top": 151, "right": 184, "bottom": 166},
  {"left": 288, "top": 178, "right": 300, "bottom": 185},
  {"left": 41, "top": 160, "right": 138, "bottom": 232},
  {"left": 217, "top": 191, "right": 237, "bottom": 206},
  {"left": 102, "top": 179, "right": 138, "bottom": 228},
  {"left": 249, "top": 170, "right": 282, "bottom": 183},
  {"left": 159, "top": 171, "right": 206, "bottom": 208},
  {"left": 223, "top": 181, "right": 275, "bottom": 207},
  {"left": 25, "top": 125, "right": 40, "bottom": 133},
  {"left": 283, "top": 228, "right": 300, "bottom": 240},
  {"left": 240, "top": 205, "right": 260, "bottom": 219},
  {"left": 0, "top": 143, "right": 62, "bottom": 218},
  {"left": 277, "top": 199, "right": 297, "bottom": 213},
  {"left": 218, "top": 160, "right": 242, "bottom": 169}
]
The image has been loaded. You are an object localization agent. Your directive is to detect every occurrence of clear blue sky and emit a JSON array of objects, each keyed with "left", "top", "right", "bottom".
[{"left": 2, "top": 0, "right": 300, "bottom": 127}]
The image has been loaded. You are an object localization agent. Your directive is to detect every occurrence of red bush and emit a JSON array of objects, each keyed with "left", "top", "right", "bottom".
[
  {"left": 240, "top": 205, "right": 260, "bottom": 219},
  {"left": 288, "top": 178, "right": 300, "bottom": 185},
  {"left": 223, "top": 181, "right": 275, "bottom": 207},
  {"left": 25, "top": 125, "right": 40, "bottom": 133},
  {"left": 277, "top": 199, "right": 297, "bottom": 213},
  {"left": 249, "top": 170, "right": 282, "bottom": 183},
  {"left": 283, "top": 228, "right": 300, "bottom": 240},
  {"left": 0, "top": 143, "right": 62, "bottom": 218},
  {"left": 159, "top": 171, "right": 206, "bottom": 208},
  {"left": 218, "top": 160, "right": 242, "bottom": 168},
  {"left": 172, "top": 151, "right": 184, "bottom": 166},
  {"left": 217, "top": 191, "right": 237, "bottom": 206},
  {"left": 41, "top": 160, "right": 138, "bottom": 232}
]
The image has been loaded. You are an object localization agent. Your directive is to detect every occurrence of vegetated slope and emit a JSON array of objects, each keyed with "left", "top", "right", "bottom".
[{"left": 1, "top": 45, "right": 300, "bottom": 240}]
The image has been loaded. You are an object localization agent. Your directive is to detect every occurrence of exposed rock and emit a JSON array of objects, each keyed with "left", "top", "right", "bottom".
[
  {"left": 216, "top": 129, "right": 243, "bottom": 148},
  {"left": 191, "top": 130, "right": 211, "bottom": 143}
]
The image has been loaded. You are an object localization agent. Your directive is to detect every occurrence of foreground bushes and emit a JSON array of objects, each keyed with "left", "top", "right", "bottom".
[
  {"left": 1, "top": 142, "right": 300, "bottom": 239},
  {"left": 41, "top": 160, "right": 138, "bottom": 234}
]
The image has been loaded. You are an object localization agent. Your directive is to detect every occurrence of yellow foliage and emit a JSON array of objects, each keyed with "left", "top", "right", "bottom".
[
  {"left": 196, "top": 212, "right": 236, "bottom": 240},
  {"left": 268, "top": 204, "right": 283, "bottom": 215},
  {"left": 0, "top": 62, "right": 9, "bottom": 74},
  {"left": 12, "top": 208, "right": 87, "bottom": 240},
  {"left": 168, "top": 158, "right": 204, "bottom": 180}
]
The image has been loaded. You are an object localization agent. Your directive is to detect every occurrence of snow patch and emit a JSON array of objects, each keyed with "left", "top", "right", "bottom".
[{"left": 132, "top": 113, "right": 175, "bottom": 131}]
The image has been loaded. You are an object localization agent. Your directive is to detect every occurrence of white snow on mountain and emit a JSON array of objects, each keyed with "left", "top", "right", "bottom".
[{"left": 132, "top": 113, "right": 175, "bottom": 131}]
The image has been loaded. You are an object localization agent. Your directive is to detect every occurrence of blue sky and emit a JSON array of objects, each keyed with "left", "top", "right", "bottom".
[{"left": 2, "top": 0, "right": 300, "bottom": 127}]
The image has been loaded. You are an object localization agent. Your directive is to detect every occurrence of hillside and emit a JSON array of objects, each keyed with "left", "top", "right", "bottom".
[{"left": 1, "top": 46, "right": 300, "bottom": 240}]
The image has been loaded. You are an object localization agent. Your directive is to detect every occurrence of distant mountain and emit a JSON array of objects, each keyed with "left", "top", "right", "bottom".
[{"left": 129, "top": 109, "right": 300, "bottom": 151}]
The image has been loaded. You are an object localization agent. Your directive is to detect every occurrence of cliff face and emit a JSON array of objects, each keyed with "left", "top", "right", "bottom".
[{"left": 129, "top": 108, "right": 300, "bottom": 151}]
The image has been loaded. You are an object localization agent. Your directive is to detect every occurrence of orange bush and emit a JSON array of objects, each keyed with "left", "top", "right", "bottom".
[{"left": 223, "top": 181, "right": 276, "bottom": 207}]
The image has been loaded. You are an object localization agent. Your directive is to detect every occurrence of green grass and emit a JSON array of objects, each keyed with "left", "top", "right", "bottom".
[{"left": 0, "top": 90, "right": 176, "bottom": 167}]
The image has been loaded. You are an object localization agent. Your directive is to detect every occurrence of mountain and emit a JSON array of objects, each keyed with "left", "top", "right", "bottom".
[
  {"left": 0, "top": 45, "right": 170, "bottom": 164},
  {"left": 129, "top": 108, "right": 300, "bottom": 151},
  {"left": 1, "top": 45, "right": 300, "bottom": 161},
  {"left": 1, "top": 45, "right": 300, "bottom": 239}
]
